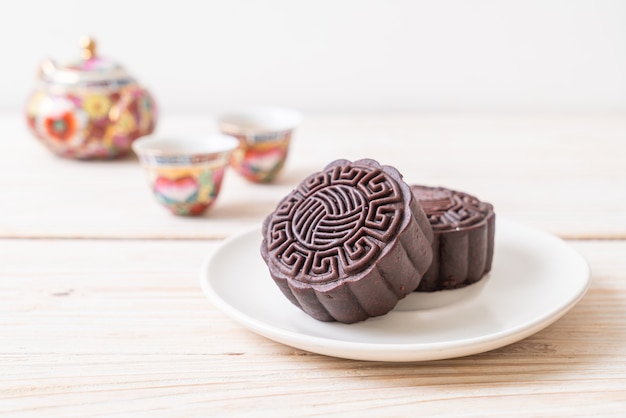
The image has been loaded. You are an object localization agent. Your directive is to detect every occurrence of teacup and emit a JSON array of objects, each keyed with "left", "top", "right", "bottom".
[
  {"left": 132, "top": 134, "right": 238, "bottom": 216},
  {"left": 218, "top": 107, "right": 303, "bottom": 183}
]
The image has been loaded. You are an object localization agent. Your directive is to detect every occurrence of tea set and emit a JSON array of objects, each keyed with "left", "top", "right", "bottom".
[{"left": 25, "top": 37, "right": 302, "bottom": 216}]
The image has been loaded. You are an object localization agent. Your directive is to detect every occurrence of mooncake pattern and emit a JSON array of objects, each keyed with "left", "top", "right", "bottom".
[{"left": 261, "top": 159, "right": 433, "bottom": 323}]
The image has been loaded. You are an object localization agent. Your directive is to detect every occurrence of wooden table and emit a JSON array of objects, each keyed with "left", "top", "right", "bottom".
[{"left": 1, "top": 112, "right": 625, "bottom": 416}]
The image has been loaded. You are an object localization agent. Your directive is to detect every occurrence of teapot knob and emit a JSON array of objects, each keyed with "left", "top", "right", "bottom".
[{"left": 80, "top": 36, "right": 97, "bottom": 60}]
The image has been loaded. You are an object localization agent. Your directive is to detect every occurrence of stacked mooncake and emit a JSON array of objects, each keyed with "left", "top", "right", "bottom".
[{"left": 260, "top": 159, "right": 495, "bottom": 324}]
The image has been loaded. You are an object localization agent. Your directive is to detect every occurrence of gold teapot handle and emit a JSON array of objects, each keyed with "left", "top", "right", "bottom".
[{"left": 37, "top": 58, "right": 57, "bottom": 79}]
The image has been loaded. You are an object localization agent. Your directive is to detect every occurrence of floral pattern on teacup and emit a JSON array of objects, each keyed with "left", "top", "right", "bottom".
[
  {"left": 229, "top": 133, "right": 291, "bottom": 183},
  {"left": 149, "top": 168, "right": 225, "bottom": 216}
]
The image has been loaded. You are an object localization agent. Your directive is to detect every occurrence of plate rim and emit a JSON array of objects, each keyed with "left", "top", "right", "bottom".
[{"left": 200, "top": 218, "right": 591, "bottom": 362}]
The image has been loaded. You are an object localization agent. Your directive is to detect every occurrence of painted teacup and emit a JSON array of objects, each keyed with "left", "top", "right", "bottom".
[
  {"left": 218, "top": 107, "right": 302, "bottom": 183},
  {"left": 132, "top": 134, "right": 238, "bottom": 216}
]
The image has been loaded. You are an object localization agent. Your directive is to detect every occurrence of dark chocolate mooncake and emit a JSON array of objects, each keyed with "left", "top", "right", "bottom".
[
  {"left": 411, "top": 185, "right": 495, "bottom": 292},
  {"left": 261, "top": 159, "right": 434, "bottom": 323}
]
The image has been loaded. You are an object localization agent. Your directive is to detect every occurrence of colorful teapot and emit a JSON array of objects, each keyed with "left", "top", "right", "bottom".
[{"left": 25, "top": 37, "right": 157, "bottom": 159}]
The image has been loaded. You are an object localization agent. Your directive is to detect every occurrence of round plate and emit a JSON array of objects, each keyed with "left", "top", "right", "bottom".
[{"left": 200, "top": 219, "right": 590, "bottom": 362}]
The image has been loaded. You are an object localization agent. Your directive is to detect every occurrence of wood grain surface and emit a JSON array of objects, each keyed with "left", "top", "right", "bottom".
[
  {"left": 1, "top": 239, "right": 625, "bottom": 416},
  {"left": 1, "top": 113, "right": 625, "bottom": 416},
  {"left": 1, "top": 113, "right": 624, "bottom": 239}
]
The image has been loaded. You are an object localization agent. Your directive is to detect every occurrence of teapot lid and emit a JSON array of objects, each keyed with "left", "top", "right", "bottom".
[{"left": 39, "top": 37, "right": 133, "bottom": 85}]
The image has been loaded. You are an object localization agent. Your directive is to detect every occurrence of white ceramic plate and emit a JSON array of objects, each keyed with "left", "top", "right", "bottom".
[{"left": 200, "top": 219, "right": 590, "bottom": 362}]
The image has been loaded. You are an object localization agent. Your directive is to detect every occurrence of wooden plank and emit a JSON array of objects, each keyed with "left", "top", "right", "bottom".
[
  {"left": 1, "top": 238, "right": 625, "bottom": 416},
  {"left": 1, "top": 113, "right": 625, "bottom": 240}
]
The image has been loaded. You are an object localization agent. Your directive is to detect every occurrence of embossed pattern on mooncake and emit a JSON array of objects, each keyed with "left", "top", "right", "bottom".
[
  {"left": 261, "top": 159, "right": 433, "bottom": 323},
  {"left": 411, "top": 185, "right": 495, "bottom": 292}
]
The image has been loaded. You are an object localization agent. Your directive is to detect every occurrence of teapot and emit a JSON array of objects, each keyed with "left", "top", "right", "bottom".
[{"left": 25, "top": 37, "right": 157, "bottom": 159}]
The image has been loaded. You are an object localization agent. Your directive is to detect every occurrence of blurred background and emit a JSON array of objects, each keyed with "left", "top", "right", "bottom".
[{"left": 2, "top": 0, "right": 625, "bottom": 115}]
